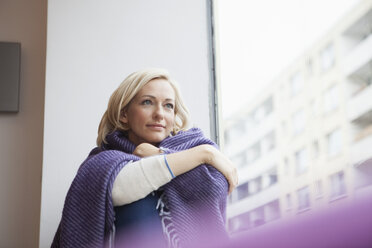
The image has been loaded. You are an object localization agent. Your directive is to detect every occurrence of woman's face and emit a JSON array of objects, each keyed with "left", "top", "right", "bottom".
[{"left": 121, "top": 78, "right": 176, "bottom": 146}]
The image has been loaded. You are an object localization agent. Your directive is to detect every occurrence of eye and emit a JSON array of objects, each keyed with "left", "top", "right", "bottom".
[
  {"left": 142, "top": 99, "right": 152, "bottom": 105},
  {"left": 165, "top": 103, "right": 174, "bottom": 109}
]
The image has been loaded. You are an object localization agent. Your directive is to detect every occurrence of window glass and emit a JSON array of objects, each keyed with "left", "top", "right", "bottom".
[
  {"left": 306, "top": 58, "right": 313, "bottom": 77},
  {"left": 290, "top": 71, "right": 304, "bottom": 97},
  {"left": 286, "top": 193, "right": 292, "bottom": 210},
  {"left": 329, "top": 171, "right": 346, "bottom": 199},
  {"left": 327, "top": 128, "right": 342, "bottom": 156},
  {"left": 324, "top": 85, "right": 339, "bottom": 113},
  {"left": 292, "top": 109, "right": 306, "bottom": 135},
  {"left": 283, "top": 157, "right": 290, "bottom": 175},
  {"left": 320, "top": 43, "right": 335, "bottom": 71},
  {"left": 216, "top": 0, "right": 370, "bottom": 235},
  {"left": 295, "top": 148, "right": 308, "bottom": 175},
  {"left": 232, "top": 152, "right": 247, "bottom": 169},
  {"left": 237, "top": 182, "right": 249, "bottom": 200},
  {"left": 248, "top": 177, "right": 262, "bottom": 195},
  {"left": 314, "top": 180, "right": 323, "bottom": 198},
  {"left": 261, "top": 131, "right": 276, "bottom": 153},
  {"left": 297, "top": 186, "right": 311, "bottom": 211},
  {"left": 312, "top": 140, "right": 320, "bottom": 159}
]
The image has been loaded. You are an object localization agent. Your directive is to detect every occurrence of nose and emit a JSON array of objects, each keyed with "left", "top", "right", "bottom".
[{"left": 153, "top": 104, "right": 164, "bottom": 120}]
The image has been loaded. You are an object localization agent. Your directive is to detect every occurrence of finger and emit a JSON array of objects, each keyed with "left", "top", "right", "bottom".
[
  {"left": 228, "top": 178, "right": 234, "bottom": 194},
  {"left": 228, "top": 175, "right": 238, "bottom": 194}
]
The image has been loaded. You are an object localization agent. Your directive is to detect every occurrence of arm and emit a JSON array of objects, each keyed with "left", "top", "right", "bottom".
[
  {"left": 134, "top": 143, "right": 238, "bottom": 194},
  {"left": 112, "top": 155, "right": 172, "bottom": 206}
]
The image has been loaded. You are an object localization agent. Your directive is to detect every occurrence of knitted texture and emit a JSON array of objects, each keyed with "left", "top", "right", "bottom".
[{"left": 51, "top": 128, "right": 228, "bottom": 248}]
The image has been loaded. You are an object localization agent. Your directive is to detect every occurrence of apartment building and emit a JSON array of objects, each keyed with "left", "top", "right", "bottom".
[{"left": 224, "top": 0, "right": 372, "bottom": 234}]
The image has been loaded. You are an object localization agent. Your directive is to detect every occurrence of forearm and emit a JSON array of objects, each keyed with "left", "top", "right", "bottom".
[
  {"left": 134, "top": 142, "right": 238, "bottom": 194},
  {"left": 165, "top": 145, "right": 212, "bottom": 176},
  {"left": 112, "top": 155, "right": 172, "bottom": 206}
]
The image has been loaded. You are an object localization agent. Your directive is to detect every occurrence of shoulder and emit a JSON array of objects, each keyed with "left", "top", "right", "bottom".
[
  {"left": 161, "top": 127, "right": 217, "bottom": 149},
  {"left": 85, "top": 147, "right": 137, "bottom": 165},
  {"left": 176, "top": 127, "right": 204, "bottom": 137}
]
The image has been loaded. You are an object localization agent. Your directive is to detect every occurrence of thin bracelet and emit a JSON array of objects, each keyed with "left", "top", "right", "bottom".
[
  {"left": 159, "top": 146, "right": 172, "bottom": 154},
  {"left": 163, "top": 154, "right": 175, "bottom": 178}
]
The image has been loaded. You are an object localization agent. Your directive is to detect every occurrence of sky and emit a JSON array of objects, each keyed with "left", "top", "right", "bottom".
[{"left": 216, "top": 0, "right": 362, "bottom": 119}]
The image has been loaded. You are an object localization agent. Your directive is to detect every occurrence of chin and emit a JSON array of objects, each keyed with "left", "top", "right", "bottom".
[{"left": 146, "top": 134, "right": 167, "bottom": 144}]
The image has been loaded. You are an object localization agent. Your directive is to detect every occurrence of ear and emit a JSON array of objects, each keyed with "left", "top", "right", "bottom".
[{"left": 119, "top": 111, "right": 128, "bottom": 124}]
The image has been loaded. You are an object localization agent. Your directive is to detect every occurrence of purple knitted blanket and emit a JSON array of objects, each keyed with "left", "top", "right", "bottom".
[{"left": 52, "top": 128, "right": 228, "bottom": 248}]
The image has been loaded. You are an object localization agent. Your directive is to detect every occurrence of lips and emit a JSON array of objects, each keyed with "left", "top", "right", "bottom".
[{"left": 146, "top": 124, "right": 165, "bottom": 129}]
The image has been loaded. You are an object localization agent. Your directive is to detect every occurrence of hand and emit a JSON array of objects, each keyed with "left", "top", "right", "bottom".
[
  {"left": 203, "top": 145, "right": 238, "bottom": 194},
  {"left": 133, "top": 143, "right": 162, "bottom": 157}
]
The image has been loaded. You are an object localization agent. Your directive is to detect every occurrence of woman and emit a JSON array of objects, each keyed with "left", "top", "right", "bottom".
[{"left": 52, "top": 68, "right": 238, "bottom": 248}]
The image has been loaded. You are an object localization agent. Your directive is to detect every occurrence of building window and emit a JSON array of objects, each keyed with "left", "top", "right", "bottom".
[
  {"left": 314, "top": 180, "right": 323, "bottom": 198},
  {"left": 264, "top": 96, "right": 274, "bottom": 115},
  {"left": 297, "top": 186, "right": 310, "bottom": 212},
  {"left": 284, "top": 157, "right": 290, "bottom": 175},
  {"left": 290, "top": 71, "right": 304, "bottom": 96},
  {"left": 320, "top": 43, "right": 335, "bottom": 71},
  {"left": 248, "top": 176, "right": 262, "bottom": 195},
  {"left": 228, "top": 212, "right": 250, "bottom": 233},
  {"left": 228, "top": 200, "right": 280, "bottom": 233},
  {"left": 295, "top": 148, "right": 308, "bottom": 175},
  {"left": 253, "top": 107, "right": 264, "bottom": 122},
  {"left": 280, "top": 84, "right": 288, "bottom": 101},
  {"left": 327, "top": 128, "right": 342, "bottom": 157},
  {"left": 225, "top": 119, "right": 246, "bottom": 146},
  {"left": 261, "top": 131, "right": 275, "bottom": 154},
  {"left": 281, "top": 120, "right": 288, "bottom": 136},
  {"left": 232, "top": 152, "right": 247, "bottom": 168},
  {"left": 324, "top": 85, "right": 339, "bottom": 113},
  {"left": 262, "top": 167, "right": 278, "bottom": 188},
  {"left": 251, "top": 206, "right": 265, "bottom": 228},
  {"left": 264, "top": 200, "right": 281, "bottom": 222},
  {"left": 237, "top": 182, "right": 249, "bottom": 200},
  {"left": 269, "top": 170, "right": 278, "bottom": 186},
  {"left": 312, "top": 140, "right": 319, "bottom": 160},
  {"left": 329, "top": 171, "right": 346, "bottom": 200},
  {"left": 286, "top": 193, "right": 292, "bottom": 210},
  {"left": 306, "top": 57, "right": 313, "bottom": 77},
  {"left": 247, "top": 142, "right": 261, "bottom": 164},
  {"left": 292, "top": 109, "right": 306, "bottom": 135},
  {"left": 311, "top": 98, "right": 320, "bottom": 117}
]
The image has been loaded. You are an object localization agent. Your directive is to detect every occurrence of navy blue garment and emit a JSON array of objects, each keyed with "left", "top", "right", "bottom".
[{"left": 114, "top": 191, "right": 166, "bottom": 247}]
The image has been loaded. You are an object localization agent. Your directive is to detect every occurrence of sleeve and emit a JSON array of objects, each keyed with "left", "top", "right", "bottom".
[{"left": 112, "top": 155, "right": 173, "bottom": 206}]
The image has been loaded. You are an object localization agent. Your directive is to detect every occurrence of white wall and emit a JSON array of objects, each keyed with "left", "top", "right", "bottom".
[
  {"left": 39, "top": 0, "right": 214, "bottom": 247},
  {"left": 0, "top": 0, "right": 47, "bottom": 247}
]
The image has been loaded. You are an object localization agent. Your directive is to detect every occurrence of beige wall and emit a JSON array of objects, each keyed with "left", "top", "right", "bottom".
[{"left": 0, "top": 0, "right": 47, "bottom": 247}]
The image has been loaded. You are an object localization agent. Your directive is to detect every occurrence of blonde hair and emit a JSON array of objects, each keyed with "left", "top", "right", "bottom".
[{"left": 97, "top": 68, "right": 190, "bottom": 146}]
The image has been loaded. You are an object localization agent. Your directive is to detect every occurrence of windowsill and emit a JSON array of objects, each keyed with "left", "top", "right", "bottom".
[
  {"left": 295, "top": 169, "right": 309, "bottom": 176},
  {"left": 322, "top": 106, "right": 339, "bottom": 116},
  {"left": 292, "top": 130, "right": 305, "bottom": 138},
  {"left": 297, "top": 207, "right": 311, "bottom": 214},
  {"left": 320, "top": 64, "right": 335, "bottom": 74},
  {"left": 315, "top": 195, "right": 323, "bottom": 200},
  {"left": 327, "top": 152, "right": 342, "bottom": 160},
  {"left": 329, "top": 194, "right": 347, "bottom": 203}
]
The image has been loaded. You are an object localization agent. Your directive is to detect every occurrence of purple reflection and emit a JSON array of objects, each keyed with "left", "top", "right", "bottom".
[
  {"left": 227, "top": 196, "right": 372, "bottom": 248},
  {"left": 114, "top": 196, "right": 372, "bottom": 247}
]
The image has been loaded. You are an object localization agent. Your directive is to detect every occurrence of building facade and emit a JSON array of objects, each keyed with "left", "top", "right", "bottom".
[{"left": 224, "top": 0, "right": 372, "bottom": 234}]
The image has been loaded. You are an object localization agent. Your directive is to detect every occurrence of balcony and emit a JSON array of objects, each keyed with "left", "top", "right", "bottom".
[
  {"left": 239, "top": 150, "right": 278, "bottom": 182},
  {"left": 226, "top": 112, "right": 276, "bottom": 157},
  {"left": 227, "top": 184, "right": 280, "bottom": 218},
  {"left": 348, "top": 85, "right": 372, "bottom": 122},
  {"left": 342, "top": 34, "right": 372, "bottom": 77},
  {"left": 351, "top": 131, "right": 372, "bottom": 166}
]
